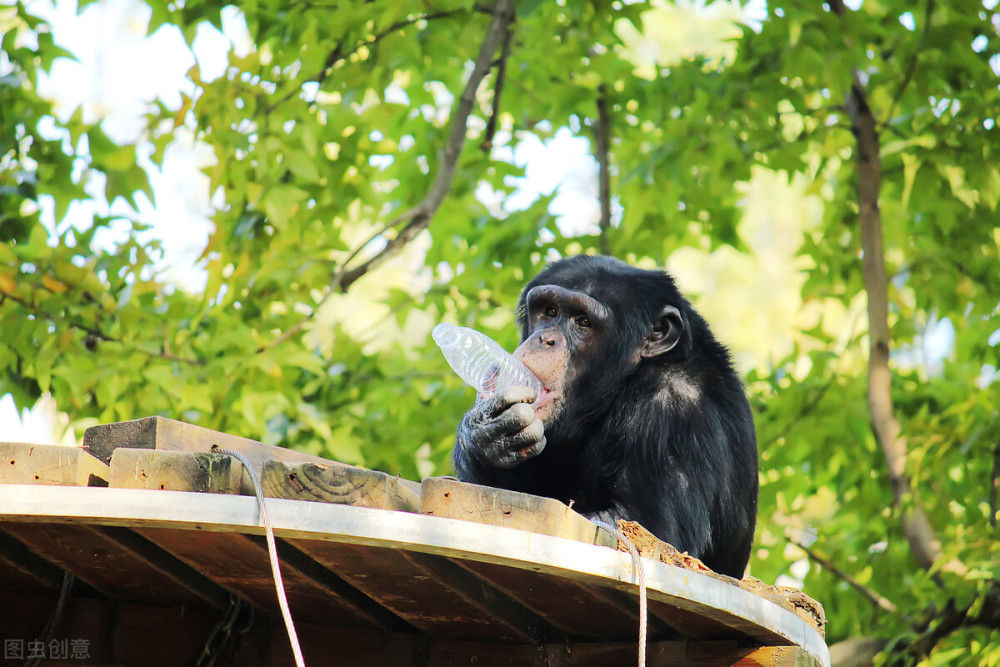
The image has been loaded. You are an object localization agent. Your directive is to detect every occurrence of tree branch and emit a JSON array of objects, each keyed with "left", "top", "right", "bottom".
[
  {"left": 317, "top": 9, "right": 463, "bottom": 88},
  {"left": 759, "top": 377, "right": 836, "bottom": 449},
  {"left": 257, "top": 1, "right": 517, "bottom": 354},
  {"left": 831, "top": 0, "right": 955, "bottom": 579},
  {"left": 593, "top": 84, "right": 612, "bottom": 255},
  {"left": 828, "top": 0, "right": 848, "bottom": 16},
  {"left": 906, "top": 587, "right": 1000, "bottom": 659},
  {"left": 256, "top": 208, "right": 421, "bottom": 353},
  {"left": 852, "top": 74, "right": 945, "bottom": 577},
  {"left": 332, "top": 0, "right": 516, "bottom": 293},
  {"left": 267, "top": 9, "right": 464, "bottom": 113},
  {"left": 884, "top": 0, "right": 935, "bottom": 125},
  {"left": 991, "top": 441, "right": 1000, "bottom": 530},
  {"left": 788, "top": 538, "right": 898, "bottom": 614},
  {"left": 828, "top": 638, "right": 888, "bottom": 666},
  {"left": 481, "top": 12, "right": 515, "bottom": 153},
  {"left": 3, "top": 292, "right": 204, "bottom": 366}
]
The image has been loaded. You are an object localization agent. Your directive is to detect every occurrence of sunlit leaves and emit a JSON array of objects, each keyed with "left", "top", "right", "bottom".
[{"left": 3, "top": 0, "right": 1000, "bottom": 660}]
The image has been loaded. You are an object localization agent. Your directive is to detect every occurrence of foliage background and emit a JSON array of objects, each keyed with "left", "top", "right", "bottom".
[{"left": 2, "top": 0, "right": 999, "bottom": 662}]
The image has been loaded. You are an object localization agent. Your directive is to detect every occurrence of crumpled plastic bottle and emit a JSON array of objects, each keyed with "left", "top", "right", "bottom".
[{"left": 432, "top": 322, "right": 542, "bottom": 399}]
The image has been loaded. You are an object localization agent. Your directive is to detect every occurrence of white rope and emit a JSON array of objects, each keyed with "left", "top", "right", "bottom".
[
  {"left": 593, "top": 520, "right": 648, "bottom": 667},
  {"left": 215, "top": 447, "right": 305, "bottom": 667}
]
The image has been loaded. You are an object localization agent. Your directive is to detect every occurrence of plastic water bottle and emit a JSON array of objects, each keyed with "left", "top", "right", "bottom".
[{"left": 432, "top": 323, "right": 542, "bottom": 398}]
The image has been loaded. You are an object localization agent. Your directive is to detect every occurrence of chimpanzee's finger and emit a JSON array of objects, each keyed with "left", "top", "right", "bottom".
[
  {"left": 472, "top": 402, "right": 535, "bottom": 446},
  {"left": 507, "top": 417, "right": 545, "bottom": 450},
  {"left": 494, "top": 434, "right": 546, "bottom": 469},
  {"left": 482, "top": 385, "right": 538, "bottom": 418}
]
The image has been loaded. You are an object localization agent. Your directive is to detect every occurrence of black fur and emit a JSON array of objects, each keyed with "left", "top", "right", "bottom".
[{"left": 454, "top": 255, "right": 758, "bottom": 577}]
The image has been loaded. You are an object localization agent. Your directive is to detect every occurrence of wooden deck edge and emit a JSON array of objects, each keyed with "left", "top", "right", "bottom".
[{"left": 0, "top": 484, "right": 831, "bottom": 667}]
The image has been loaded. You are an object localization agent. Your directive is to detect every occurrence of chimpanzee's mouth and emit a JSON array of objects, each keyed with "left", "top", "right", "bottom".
[{"left": 534, "top": 387, "right": 556, "bottom": 407}]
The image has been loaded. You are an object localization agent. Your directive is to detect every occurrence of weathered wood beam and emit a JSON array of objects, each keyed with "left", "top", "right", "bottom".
[
  {"left": 292, "top": 538, "right": 527, "bottom": 637},
  {"left": 456, "top": 558, "right": 674, "bottom": 638},
  {"left": 84, "top": 416, "right": 331, "bottom": 469},
  {"left": 0, "top": 529, "right": 65, "bottom": 591},
  {"left": 110, "top": 448, "right": 243, "bottom": 494},
  {"left": 406, "top": 549, "right": 563, "bottom": 643},
  {"left": 85, "top": 417, "right": 422, "bottom": 499},
  {"left": 0, "top": 524, "right": 225, "bottom": 608},
  {"left": 261, "top": 460, "right": 419, "bottom": 512},
  {"left": 257, "top": 536, "right": 413, "bottom": 632},
  {"left": 421, "top": 477, "right": 616, "bottom": 547},
  {"left": 136, "top": 526, "right": 394, "bottom": 631},
  {"left": 0, "top": 442, "right": 109, "bottom": 487}
]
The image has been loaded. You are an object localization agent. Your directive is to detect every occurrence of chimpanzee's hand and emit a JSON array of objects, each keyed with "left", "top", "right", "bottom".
[{"left": 456, "top": 386, "right": 546, "bottom": 469}]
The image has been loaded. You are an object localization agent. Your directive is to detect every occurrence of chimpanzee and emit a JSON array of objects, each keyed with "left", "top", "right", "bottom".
[{"left": 453, "top": 255, "right": 758, "bottom": 577}]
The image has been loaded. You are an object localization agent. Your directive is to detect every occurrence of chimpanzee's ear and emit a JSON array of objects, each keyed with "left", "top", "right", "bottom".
[{"left": 641, "top": 305, "right": 684, "bottom": 358}]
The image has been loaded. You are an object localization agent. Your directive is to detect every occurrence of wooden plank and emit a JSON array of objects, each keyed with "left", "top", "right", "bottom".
[
  {"left": 110, "top": 448, "right": 244, "bottom": 494},
  {"left": 646, "top": 597, "right": 747, "bottom": 640},
  {"left": 136, "top": 526, "right": 392, "bottom": 629},
  {"left": 458, "top": 557, "right": 738, "bottom": 640},
  {"left": 0, "top": 587, "right": 822, "bottom": 666},
  {"left": 0, "top": 529, "right": 64, "bottom": 592},
  {"left": 421, "top": 477, "right": 616, "bottom": 547},
  {"left": 731, "top": 646, "right": 820, "bottom": 666},
  {"left": 403, "top": 550, "right": 559, "bottom": 643},
  {"left": 0, "top": 442, "right": 109, "bottom": 487},
  {"left": 84, "top": 416, "right": 333, "bottom": 469},
  {"left": 597, "top": 522, "right": 754, "bottom": 638},
  {"left": 424, "top": 640, "right": 821, "bottom": 666},
  {"left": 292, "top": 538, "right": 538, "bottom": 639},
  {"left": 260, "top": 460, "right": 419, "bottom": 511},
  {"left": 265, "top": 537, "right": 412, "bottom": 632},
  {"left": 0, "top": 523, "right": 223, "bottom": 608},
  {"left": 85, "top": 416, "right": 421, "bottom": 498},
  {"left": 453, "top": 558, "right": 665, "bottom": 638}
]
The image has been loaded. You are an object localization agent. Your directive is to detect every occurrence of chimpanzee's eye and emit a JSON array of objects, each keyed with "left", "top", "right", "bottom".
[
  {"left": 575, "top": 316, "right": 591, "bottom": 328},
  {"left": 543, "top": 304, "right": 558, "bottom": 318}
]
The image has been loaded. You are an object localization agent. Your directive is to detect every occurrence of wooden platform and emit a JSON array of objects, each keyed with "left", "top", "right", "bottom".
[{"left": 0, "top": 418, "right": 829, "bottom": 666}]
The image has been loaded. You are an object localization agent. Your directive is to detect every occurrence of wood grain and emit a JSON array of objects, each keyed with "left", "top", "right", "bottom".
[
  {"left": 0, "top": 523, "right": 222, "bottom": 608},
  {"left": 83, "top": 416, "right": 332, "bottom": 469},
  {"left": 292, "top": 538, "right": 533, "bottom": 639},
  {"left": 421, "top": 477, "right": 616, "bottom": 546},
  {"left": 110, "top": 448, "right": 244, "bottom": 494},
  {"left": 260, "top": 460, "right": 419, "bottom": 511},
  {"left": 0, "top": 442, "right": 109, "bottom": 487},
  {"left": 137, "top": 526, "right": 395, "bottom": 629}
]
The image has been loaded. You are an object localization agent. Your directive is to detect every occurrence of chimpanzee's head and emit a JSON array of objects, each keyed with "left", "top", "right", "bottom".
[{"left": 513, "top": 255, "right": 697, "bottom": 433}]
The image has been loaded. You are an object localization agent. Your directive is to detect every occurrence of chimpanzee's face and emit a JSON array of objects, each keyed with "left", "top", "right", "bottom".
[
  {"left": 513, "top": 284, "right": 613, "bottom": 425},
  {"left": 513, "top": 267, "right": 686, "bottom": 433}
]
